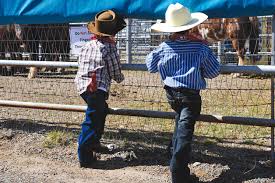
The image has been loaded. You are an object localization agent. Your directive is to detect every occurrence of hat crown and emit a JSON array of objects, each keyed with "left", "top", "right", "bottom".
[
  {"left": 165, "top": 3, "right": 192, "bottom": 27},
  {"left": 98, "top": 11, "right": 114, "bottom": 21},
  {"left": 88, "top": 10, "right": 126, "bottom": 36}
]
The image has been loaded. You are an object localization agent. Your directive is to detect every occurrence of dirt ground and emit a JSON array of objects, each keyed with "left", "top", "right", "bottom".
[
  {"left": 0, "top": 73, "right": 275, "bottom": 183},
  {"left": 0, "top": 119, "right": 274, "bottom": 183}
]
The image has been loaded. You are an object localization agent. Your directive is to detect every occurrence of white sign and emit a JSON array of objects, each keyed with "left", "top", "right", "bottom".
[{"left": 69, "top": 26, "right": 92, "bottom": 56}]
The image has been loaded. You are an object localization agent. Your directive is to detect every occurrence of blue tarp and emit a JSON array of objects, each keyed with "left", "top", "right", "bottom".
[{"left": 0, "top": 0, "right": 274, "bottom": 24}]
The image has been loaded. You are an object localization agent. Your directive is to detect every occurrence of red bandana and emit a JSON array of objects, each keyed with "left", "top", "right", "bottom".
[
  {"left": 91, "top": 35, "right": 116, "bottom": 45},
  {"left": 169, "top": 33, "right": 208, "bottom": 44}
]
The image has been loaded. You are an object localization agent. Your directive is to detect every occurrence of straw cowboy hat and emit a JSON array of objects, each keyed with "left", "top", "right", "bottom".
[
  {"left": 88, "top": 10, "right": 126, "bottom": 36},
  {"left": 151, "top": 3, "right": 208, "bottom": 32}
]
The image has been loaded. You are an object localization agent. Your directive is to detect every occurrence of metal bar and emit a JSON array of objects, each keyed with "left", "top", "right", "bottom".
[
  {"left": 258, "top": 15, "right": 273, "bottom": 18},
  {"left": 271, "top": 14, "right": 275, "bottom": 163},
  {"left": 126, "top": 19, "right": 132, "bottom": 64},
  {"left": 38, "top": 43, "right": 42, "bottom": 61},
  {"left": 0, "top": 100, "right": 85, "bottom": 112},
  {"left": 271, "top": 76, "right": 275, "bottom": 163},
  {"left": 217, "top": 41, "right": 222, "bottom": 63},
  {"left": 0, "top": 60, "right": 78, "bottom": 68},
  {"left": 259, "top": 34, "right": 272, "bottom": 37},
  {"left": 69, "top": 22, "right": 88, "bottom": 26},
  {"left": 224, "top": 52, "right": 272, "bottom": 56},
  {"left": 1, "top": 100, "right": 275, "bottom": 127},
  {"left": 2, "top": 60, "right": 275, "bottom": 74}
]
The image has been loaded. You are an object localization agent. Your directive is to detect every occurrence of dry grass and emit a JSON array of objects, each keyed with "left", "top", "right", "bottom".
[{"left": 42, "top": 130, "right": 75, "bottom": 148}]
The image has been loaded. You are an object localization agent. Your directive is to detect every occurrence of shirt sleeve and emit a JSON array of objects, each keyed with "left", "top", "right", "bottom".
[
  {"left": 201, "top": 46, "right": 220, "bottom": 79},
  {"left": 104, "top": 45, "right": 124, "bottom": 83},
  {"left": 146, "top": 46, "right": 162, "bottom": 73},
  {"left": 77, "top": 45, "right": 92, "bottom": 78}
]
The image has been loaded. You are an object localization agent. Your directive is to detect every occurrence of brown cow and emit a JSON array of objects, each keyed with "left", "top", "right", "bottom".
[
  {"left": 193, "top": 17, "right": 260, "bottom": 66},
  {"left": 150, "top": 17, "right": 260, "bottom": 66}
]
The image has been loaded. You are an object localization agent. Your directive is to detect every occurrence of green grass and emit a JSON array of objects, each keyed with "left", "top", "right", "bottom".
[{"left": 42, "top": 130, "right": 75, "bottom": 148}]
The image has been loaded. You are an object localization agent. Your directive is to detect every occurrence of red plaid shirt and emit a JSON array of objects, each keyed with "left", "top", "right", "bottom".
[{"left": 75, "top": 40, "right": 124, "bottom": 94}]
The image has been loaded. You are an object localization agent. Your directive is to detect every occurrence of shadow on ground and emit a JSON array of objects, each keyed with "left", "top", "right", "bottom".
[{"left": 0, "top": 118, "right": 274, "bottom": 182}]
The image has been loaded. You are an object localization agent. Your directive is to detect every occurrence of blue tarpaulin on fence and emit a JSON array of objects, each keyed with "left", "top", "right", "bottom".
[{"left": 0, "top": 0, "right": 274, "bottom": 24}]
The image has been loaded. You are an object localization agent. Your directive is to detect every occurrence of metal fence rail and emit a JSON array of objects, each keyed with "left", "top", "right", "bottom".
[
  {"left": 2, "top": 60, "right": 275, "bottom": 73},
  {"left": 1, "top": 99, "right": 275, "bottom": 127}
]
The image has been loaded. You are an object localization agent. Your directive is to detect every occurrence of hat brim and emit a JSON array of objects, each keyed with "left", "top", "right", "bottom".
[
  {"left": 151, "top": 12, "right": 208, "bottom": 33},
  {"left": 87, "top": 21, "right": 114, "bottom": 37}
]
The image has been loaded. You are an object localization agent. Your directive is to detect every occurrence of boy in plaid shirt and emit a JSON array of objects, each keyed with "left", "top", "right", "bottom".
[{"left": 75, "top": 10, "right": 126, "bottom": 168}]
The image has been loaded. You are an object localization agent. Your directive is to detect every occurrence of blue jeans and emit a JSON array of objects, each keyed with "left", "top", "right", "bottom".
[
  {"left": 165, "top": 86, "right": 201, "bottom": 183},
  {"left": 78, "top": 90, "right": 108, "bottom": 165}
]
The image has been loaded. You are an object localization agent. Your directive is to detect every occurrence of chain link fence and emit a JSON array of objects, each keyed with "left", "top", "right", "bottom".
[{"left": 0, "top": 16, "right": 274, "bottom": 165}]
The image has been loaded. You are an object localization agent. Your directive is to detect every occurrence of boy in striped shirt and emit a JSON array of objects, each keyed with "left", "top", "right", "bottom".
[{"left": 146, "top": 3, "right": 220, "bottom": 183}]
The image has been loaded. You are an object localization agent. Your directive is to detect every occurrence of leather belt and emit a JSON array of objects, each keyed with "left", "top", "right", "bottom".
[{"left": 164, "top": 85, "right": 200, "bottom": 95}]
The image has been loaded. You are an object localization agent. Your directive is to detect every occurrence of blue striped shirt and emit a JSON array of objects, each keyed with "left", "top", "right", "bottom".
[{"left": 146, "top": 40, "right": 220, "bottom": 90}]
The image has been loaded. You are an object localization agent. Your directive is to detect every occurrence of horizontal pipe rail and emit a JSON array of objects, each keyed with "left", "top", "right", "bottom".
[
  {"left": 0, "top": 100, "right": 274, "bottom": 127},
  {"left": 2, "top": 60, "right": 275, "bottom": 74},
  {"left": 0, "top": 60, "right": 77, "bottom": 68}
]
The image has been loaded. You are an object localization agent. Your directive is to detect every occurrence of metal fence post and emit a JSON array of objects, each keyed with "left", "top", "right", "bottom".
[
  {"left": 38, "top": 43, "right": 42, "bottom": 61},
  {"left": 271, "top": 14, "right": 275, "bottom": 163},
  {"left": 217, "top": 41, "right": 222, "bottom": 63},
  {"left": 126, "top": 19, "right": 132, "bottom": 64}
]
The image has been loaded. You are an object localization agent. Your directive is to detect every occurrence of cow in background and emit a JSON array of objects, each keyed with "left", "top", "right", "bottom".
[
  {"left": 0, "top": 24, "right": 25, "bottom": 75},
  {"left": 150, "top": 17, "right": 260, "bottom": 66},
  {"left": 193, "top": 17, "right": 260, "bottom": 66},
  {"left": 20, "top": 24, "right": 70, "bottom": 78}
]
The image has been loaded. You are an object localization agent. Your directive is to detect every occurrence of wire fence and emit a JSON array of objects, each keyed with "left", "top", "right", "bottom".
[{"left": 0, "top": 16, "right": 274, "bottom": 164}]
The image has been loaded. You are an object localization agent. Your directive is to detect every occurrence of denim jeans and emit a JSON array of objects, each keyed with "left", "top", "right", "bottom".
[
  {"left": 78, "top": 89, "right": 108, "bottom": 165},
  {"left": 165, "top": 87, "right": 201, "bottom": 183}
]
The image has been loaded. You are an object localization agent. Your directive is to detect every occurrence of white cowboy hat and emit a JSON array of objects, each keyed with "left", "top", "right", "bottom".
[{"left": 151, "top": 3, "right": 208, "bottom": 32}]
